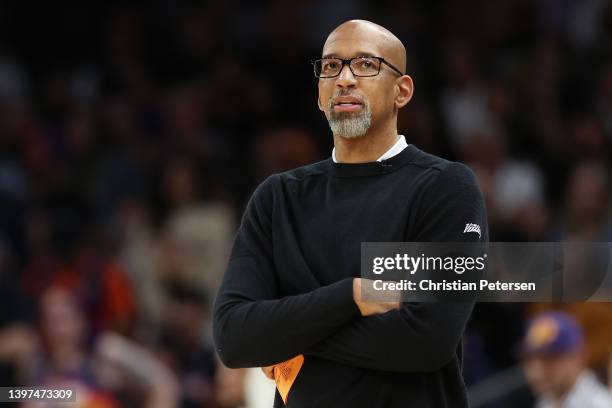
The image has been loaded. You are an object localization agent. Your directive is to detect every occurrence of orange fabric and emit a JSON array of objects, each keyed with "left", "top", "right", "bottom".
[
  {"left": 102, "top": 262, "right": 136, "bottom": 328},
  {"left": 273, "top": 354, "right": 304, "bottom": 404}
]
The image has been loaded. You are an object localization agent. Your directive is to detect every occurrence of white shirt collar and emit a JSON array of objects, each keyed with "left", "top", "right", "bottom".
[{"left": 332, "top": 135, "right": 408, "bottom": 163}]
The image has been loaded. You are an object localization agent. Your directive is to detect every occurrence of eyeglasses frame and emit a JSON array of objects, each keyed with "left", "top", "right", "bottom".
[{"left": 311, "top": 56, "right": 405, "bottom": 78}]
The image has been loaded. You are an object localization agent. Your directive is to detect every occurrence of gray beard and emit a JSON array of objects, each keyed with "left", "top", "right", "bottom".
[{"left": 327, "top": 101, "right": 372, "bottom": 139}]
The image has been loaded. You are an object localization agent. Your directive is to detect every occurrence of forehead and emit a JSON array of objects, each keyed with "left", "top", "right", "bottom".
[{"left": 322, "top": 28, "right": 387, "bottom": 58}]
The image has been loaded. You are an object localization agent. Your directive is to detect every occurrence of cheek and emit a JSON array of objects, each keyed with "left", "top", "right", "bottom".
[
  {"left": 318, "top": 83, "right": 332, "bottom": 111},
  {"left": 363, "top": 84, "right": 396, "bottom": 117},
  {"left": 367, "top": 94, "right": 391, "bottom": 120}
]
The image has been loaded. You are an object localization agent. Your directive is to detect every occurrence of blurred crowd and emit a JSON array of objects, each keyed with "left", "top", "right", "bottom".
[{"left": 0, "top": 0, "right": 611, "bottom": 407}]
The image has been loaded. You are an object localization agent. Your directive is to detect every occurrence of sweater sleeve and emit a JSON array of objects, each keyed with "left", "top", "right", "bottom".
[
  {"left": 307, "top": 162, "right": 488, "bottom": 372},
  {"left": 212, "top": 175, "right": 360, "bottom": 369}
]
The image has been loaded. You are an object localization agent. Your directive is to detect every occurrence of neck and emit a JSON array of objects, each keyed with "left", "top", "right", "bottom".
[{"left": 333, "top": 121, "right": 398, "bottom": 163}]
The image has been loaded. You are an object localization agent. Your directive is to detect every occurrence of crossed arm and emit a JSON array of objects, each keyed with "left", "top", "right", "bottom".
[
  {"left": 213, "top": 163, "right": 487, "bottom": 373},
  {"left": 213, "top": 262, "right": 400, "bottom": 369},
  {"left": 214, "top": 266, "right": 471, "bottom": 373}
]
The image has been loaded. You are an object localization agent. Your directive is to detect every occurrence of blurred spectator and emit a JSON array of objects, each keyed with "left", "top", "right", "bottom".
[
  {"left": 0, "top": 236, "right": 36, "bottom": 390},
  {"left": 115, "top": 197, "right": 164, "bottom": 334},
  {"left": 441, "top": 40, "right": 498, "bottom": 148},
  {"left": 158, "top": 157, "right": 235, "bottom": 302},
  {"left": 463, "top": 131, "right": 548, "bottom": 241},
  {"left": 94, "top": 331, "right": 180, "bottom": 408},
  {"left": 215, "top": 365, "right": 247, "bottom": 408},
  {"left": 25, "top": 286, "right": 123, "bottom": 408},
  {"left": 51, "top": 231, "right": 136, "bottom": 334},
  {"left": 155, "top": 282, "right": 217, "bottom": 408},
  {"left": 521, "top": 311, "right": 612, "bottom": 408},
  {"left": 530, "top": 303, "right": 612, "bottom": 375},
  {"left": 559, "top": 161, "right": 612, "bottom": 241},
  {"left": 21, "top": 286, "right": 180, "bottom": 408}
]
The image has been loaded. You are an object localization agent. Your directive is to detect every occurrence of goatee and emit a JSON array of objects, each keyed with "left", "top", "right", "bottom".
[{"left": 327, "top": 92, "right": 372, "bottom": 139}]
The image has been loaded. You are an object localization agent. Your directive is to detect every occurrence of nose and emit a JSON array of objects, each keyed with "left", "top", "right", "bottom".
[{"left": 335, "top": 63, "right": 357, "bottom": 89}]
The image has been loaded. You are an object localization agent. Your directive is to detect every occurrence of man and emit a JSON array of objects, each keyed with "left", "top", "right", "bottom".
[
  {"left": 522, "top": 311, "right": 612, "bottom": 408},
  {"left": 213, "top": 20, "right": 487, "bottom": 407}
]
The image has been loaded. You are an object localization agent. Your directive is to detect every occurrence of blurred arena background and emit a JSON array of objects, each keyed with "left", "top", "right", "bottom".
[{"left": 0, "top": 0, "right": 611, "bottom": 407}]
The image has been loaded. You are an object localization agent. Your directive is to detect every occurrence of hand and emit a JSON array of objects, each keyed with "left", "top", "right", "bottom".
[
  {"left": 353, "top": 278, "right": 401, "bottom": 316},
  {"left": 261, "top": 365, "right": 275, "bottom": 380}
]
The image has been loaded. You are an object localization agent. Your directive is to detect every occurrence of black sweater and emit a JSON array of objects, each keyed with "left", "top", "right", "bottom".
[{"left": 213, "top": 144, "right": 488, "bottom": 408}]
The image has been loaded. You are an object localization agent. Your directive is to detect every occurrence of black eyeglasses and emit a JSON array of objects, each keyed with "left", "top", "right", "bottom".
[{"left": 311, "top": 56, "right": 404, "bottom": 78}]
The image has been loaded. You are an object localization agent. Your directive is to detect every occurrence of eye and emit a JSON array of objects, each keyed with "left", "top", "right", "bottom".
[
  {"left": 353, "top": 57, "right": 376, "bottom": 70},
  {"left": 323, "top": 60, "right": 339, "bottom": 71}
]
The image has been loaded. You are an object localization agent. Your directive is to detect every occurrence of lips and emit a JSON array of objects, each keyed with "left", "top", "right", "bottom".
[
  {"left": 333, "top": 96, "right": 363, "bottom": 106},
  {"left": 332, "top": 95, "right": 364, "bottom": 112}
]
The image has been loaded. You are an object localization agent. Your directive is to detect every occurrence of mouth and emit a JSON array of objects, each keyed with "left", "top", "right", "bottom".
[{"left": 332, "top": 96, "right": 364, "bottom": 112}]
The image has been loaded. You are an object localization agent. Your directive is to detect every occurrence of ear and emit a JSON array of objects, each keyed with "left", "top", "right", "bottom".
[{"left": 395, "top": 75, "right": 414, "bottom": 109}]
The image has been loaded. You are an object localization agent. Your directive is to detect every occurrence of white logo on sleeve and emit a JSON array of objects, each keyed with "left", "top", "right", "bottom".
[{"left": 463, "top": 223, "right": 481, "bottom": 238}]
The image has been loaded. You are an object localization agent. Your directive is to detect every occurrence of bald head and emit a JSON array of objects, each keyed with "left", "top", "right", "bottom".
[
  {"left": 324, "top": 20, "right": 406, "bottom": 73},
  {"left": 317, "top": 19, "right": 414, "bottom": 147}
]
